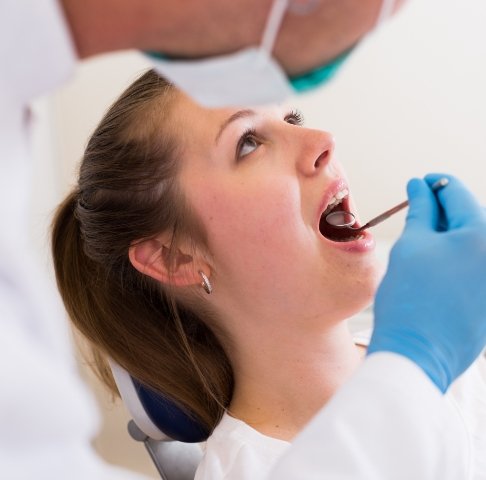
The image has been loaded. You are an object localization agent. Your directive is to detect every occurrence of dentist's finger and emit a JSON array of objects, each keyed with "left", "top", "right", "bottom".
[
  {"left": 404, "top": 178, "right": 439, "bottom": 233},
  {"left": 425, "top": 174, "right": 484, "bottom": 229}
]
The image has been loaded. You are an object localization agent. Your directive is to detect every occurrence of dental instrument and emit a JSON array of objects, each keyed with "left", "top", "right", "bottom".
[{"left": 325, "top": 177, "right": 449, "bottom": 231}]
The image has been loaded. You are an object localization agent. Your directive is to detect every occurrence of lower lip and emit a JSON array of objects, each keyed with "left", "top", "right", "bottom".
[{"left": 318, "top": 229, "right": 376, "bottom": 253}]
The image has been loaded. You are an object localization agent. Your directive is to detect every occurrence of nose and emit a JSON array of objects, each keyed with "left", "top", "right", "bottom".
[{"left": 295, "top": 129, "right": 335, "bottom": 177}]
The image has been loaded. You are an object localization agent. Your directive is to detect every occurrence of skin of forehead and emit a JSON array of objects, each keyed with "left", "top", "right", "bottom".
[{"left": 61, "top": 0, "right": 407, "bottom": 76}]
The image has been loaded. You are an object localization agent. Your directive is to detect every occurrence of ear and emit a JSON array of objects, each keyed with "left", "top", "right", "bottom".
[{"left": 128, "top": 235, "right": 208, "bottom": 289}]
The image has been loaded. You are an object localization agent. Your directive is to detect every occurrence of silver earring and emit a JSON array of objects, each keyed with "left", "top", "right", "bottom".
[{"left": 199, "top": 271, "right": 212, "bottom": 294}]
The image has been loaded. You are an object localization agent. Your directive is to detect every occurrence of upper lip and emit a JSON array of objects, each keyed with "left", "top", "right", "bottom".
[{"left": 316, "top": 178, "right": 350, "bottom": 228}]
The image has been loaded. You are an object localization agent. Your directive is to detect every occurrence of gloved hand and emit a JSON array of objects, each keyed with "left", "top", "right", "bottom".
[{"left": 368, "top": 174, "right": 486, "bottom": 393}]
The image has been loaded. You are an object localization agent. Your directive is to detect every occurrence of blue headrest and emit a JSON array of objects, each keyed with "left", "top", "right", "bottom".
[
  {"left": 132, "top": 378, "right": 209, "bottom": 443},
  {"left": 109, "top": 359, "right": 210, "bottom": 443}
]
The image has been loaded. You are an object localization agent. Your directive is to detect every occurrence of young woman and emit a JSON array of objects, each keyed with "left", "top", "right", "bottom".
[{"left": 52, "top": 70, "right": 486, "bottom": 479}]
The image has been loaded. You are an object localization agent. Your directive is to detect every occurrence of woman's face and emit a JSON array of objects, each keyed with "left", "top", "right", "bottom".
[{"left": 174, "top": 93, "right": 382, "bottom": 327}]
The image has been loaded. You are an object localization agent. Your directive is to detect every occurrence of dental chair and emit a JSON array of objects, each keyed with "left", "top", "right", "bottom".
[{"left": 110, "top": 361, "right": 209, "bottom": 480}]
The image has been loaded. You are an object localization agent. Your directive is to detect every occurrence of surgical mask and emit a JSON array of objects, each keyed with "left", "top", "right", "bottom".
[{"left": 146, "top": 0, "right": 397, "bottom": 108}]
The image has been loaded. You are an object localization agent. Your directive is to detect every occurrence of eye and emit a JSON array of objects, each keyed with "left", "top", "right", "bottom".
[
  {"left": 236, "top": 128, "right": 261, "bottom": 160},
  {"left": 285, "top": 109, "right": 304, "bottom": 126}
]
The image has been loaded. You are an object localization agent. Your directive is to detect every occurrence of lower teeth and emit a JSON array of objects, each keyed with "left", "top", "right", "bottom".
[{"left": 333, "top": 234, "right": 364, "bottom": 243}]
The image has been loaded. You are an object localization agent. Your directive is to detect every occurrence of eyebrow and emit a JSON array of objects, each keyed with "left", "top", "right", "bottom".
[{"left": 215, "top": 109, "right": 256, "bottom": 144}]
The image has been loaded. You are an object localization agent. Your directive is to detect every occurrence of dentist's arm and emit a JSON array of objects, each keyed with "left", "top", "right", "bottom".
[
  {"left": 269, "top": 174, "right": 486, "bottom": 479},
  {"left": 268, "top": 353, "right": 469, "bottom": 480}
]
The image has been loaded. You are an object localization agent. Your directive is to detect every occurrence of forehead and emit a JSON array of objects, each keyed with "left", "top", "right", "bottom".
[
  {"left": 171, "top": 91, "right": 229, "bottom": 147},
  {"left": 170, "top": 91, "right": 286, "bottom": 150}
]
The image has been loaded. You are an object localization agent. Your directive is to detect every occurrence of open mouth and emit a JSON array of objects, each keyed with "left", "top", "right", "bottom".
[{"left": 318, "top": 189, "right": 364, "bottom": 243}]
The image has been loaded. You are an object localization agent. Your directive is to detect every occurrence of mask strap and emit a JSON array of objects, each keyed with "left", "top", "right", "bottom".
[
  {"left": 375, "top": 0, "right": 397, "bottom": 28},
  {"left": 260, "top": 0, "right": 290, "bottom": 54}
]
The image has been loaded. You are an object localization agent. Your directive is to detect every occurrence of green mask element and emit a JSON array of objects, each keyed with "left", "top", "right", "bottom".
[{"left": 289, "top": 48, "right": 354, "bottom": 93}]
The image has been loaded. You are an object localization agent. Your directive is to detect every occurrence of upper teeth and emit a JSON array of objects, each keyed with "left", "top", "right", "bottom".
[{"left": 325, "top": 189, "right": 349, "bottom": 213}]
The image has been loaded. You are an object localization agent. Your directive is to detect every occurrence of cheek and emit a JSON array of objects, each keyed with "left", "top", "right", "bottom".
[{"left": 192, "top": 179, "right": 303, "bottom": 264}]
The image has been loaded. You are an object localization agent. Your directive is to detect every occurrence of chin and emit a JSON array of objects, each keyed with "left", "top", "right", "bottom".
[
  {"left": 357, "top": 267, "right": 382, "bottom": 307},
  {"left": 334, "top": 262, "right": 383, "bottom": 320}
]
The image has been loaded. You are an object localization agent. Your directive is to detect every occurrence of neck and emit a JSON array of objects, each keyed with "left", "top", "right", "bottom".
[{"left": 227, "top": 318, "right": 363, "bottom": 441}]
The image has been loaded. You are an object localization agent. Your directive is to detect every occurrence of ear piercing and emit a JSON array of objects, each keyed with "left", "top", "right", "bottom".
[{"left": 198, "top": 271, "right": 212, "bottom": 294}]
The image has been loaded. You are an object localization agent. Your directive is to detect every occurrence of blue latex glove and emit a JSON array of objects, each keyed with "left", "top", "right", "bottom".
[{"left": 368, "top": 174, "right": 486, "bottom": 393}]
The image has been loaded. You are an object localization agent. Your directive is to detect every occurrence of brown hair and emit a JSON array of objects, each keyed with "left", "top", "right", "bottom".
[{"left": 51, "top": 70, "right": 233, "bottom": 432}]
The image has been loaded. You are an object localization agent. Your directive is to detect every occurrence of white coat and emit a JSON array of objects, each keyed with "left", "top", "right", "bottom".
[{"left": 0, "top": 0, "right": 470, "bottom": 478}]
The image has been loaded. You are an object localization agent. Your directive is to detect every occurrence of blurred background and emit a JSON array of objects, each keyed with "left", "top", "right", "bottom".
[{"left": 29, "top": 0, "right": 486, "bottom": 477}]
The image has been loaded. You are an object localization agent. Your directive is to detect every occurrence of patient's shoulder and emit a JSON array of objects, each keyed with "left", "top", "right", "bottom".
[{"left": 195, "top": 413, "right": 289, "bottom": 480}]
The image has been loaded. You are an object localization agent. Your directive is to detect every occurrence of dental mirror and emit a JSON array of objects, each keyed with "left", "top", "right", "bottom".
[
  {"left": 325, "top": 211, "right": 357, "bottom": 228},
  {"left": 325, "top": 177, "right": 449, "bottom": 233}
]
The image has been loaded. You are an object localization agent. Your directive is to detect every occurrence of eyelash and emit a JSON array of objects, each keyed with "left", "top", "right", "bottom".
[
  {"left": 285, "top": 109, "right": 304, "bottom": 126},
  {"left": 235, "top": 110, "right": 305, "bottom": 160},
  {"left": 236, "top": 128, "right": 259, "bottom": 160}
]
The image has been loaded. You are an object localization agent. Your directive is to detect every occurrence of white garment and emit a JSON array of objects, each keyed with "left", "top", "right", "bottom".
[
  {"left": 199, "top": 341, "right": 486, "bottom": 480},
  {"left": 0, "top": 1, "right": 473, "bottom": 479},
  {"left": 0, "top": 1, "right": 148, "bottom": 479},
  {"left": 270, "top": 353, "right": 475, "bottom": 480},
  {"left": 196, "top": 412, "right": 288, "bottom": 480}
]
